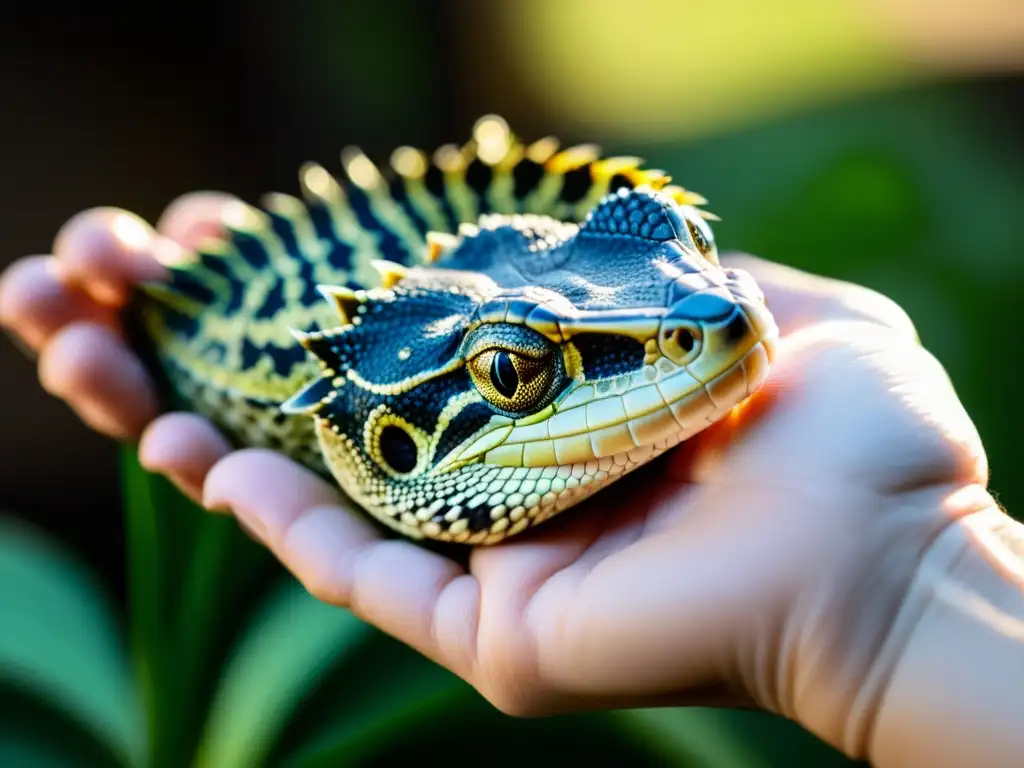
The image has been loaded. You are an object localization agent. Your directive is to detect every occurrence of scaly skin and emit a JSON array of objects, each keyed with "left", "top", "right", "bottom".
[{"left": 135, "top": 116, "right": 778, "bottom": 544}]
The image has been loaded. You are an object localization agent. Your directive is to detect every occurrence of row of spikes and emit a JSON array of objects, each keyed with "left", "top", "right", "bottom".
[
  {"left": 327, "top": 113, "right": 715, "bottom": 227},
  {"left": 331, "top": 114, "right": 717, "bottom": 275},
  {"left": 147, "top": 115, "right": 714, "bottom": 313}
]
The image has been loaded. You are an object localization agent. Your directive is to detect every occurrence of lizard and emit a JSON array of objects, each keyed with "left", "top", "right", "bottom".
[{"left": 133, "top": 115, "right": 778, "bottom": 546}]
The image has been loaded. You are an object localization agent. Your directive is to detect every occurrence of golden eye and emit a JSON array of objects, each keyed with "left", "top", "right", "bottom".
[
  {"left": 685, "top": 214, "right": 717, "bottom": 263},
  {"left": 468, "top": 348, "right": 556, "bottom": 414}
]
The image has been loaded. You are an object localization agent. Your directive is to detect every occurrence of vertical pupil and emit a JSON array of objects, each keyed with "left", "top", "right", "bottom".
[
  {"left": 689, "top": 221, "right": 708, "bottom": 253},
  {"left": 491, "top": 351, "right": 519, "bottom": 398}
]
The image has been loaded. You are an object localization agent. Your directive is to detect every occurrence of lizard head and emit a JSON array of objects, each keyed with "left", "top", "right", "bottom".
[{"left": 283, "top": 187, "right": 778, "bottom": 544}]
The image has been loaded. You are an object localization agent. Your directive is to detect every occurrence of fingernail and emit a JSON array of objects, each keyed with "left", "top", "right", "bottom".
[{"left": 111, "top": 212, "right": 153, "bottom": 251}]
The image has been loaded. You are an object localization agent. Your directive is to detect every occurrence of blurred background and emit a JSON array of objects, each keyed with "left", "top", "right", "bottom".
[{"left": 1, "top": 1, "right": 1021, "bottom": 766}]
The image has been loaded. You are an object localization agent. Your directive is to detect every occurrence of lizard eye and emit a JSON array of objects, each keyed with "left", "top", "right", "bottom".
[
  {"left": 468, "top": 347, "right": 555, "bottom": 414},
  {"left": 683, "top": 211, "right": 717, "bottom": 263},
  {"left": 462, "top": 324, "right": 566, "bottom": 416}
]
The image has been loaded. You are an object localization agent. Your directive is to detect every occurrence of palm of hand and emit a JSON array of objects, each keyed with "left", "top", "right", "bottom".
[{"left": 0, "top": 195, "right": 991, "bottom": 752}]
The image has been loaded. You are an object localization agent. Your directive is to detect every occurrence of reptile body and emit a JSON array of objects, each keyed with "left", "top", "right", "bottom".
[{"left": 137, "top": 116, "right": 778, "bottom": 545}]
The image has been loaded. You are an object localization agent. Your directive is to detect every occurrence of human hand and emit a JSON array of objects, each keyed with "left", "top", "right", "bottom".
[
  {"left": 0, "top": 193, "right": 238, "bottom": 497},
  {"left": 0, "top": 202, "right": 994, "bottom": 761}
]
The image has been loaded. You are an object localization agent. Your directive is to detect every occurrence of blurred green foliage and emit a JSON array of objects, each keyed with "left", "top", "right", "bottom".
[{"left": 1, "top": 77, "right": 1019, "bottom": 766}]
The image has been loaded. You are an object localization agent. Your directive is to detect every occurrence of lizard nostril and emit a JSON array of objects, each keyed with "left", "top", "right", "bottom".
[
  {"left": 669, "top": 328, "right": 695, "bottom": 353},
  {"left": 659, "top": 325, "right": 700, "bottom": 363}
]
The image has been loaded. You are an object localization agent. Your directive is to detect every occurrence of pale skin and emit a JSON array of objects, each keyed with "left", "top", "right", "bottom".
[{"left": 3, "top": 193, "right": 1023, "bottom": 766}]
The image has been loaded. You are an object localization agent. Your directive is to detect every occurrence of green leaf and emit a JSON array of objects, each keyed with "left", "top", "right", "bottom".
[
  {"left": 283, "top": 663, "right": 669, "bottom": 768},
  {"left": 614, "top": 708, "right": 766, "bottom": 767},
  {"left": 709, "top": 710, "right": 861, "bottom": 767},
  {"left": 616, "top": 708, "right": 861, "bottom": 768},
  {"left": 276, "top": 634, "right": 666, "bottom": 768},
  {"left": 194, "top": 578, "right": 371, "bottom": 768},
  {"left": 278, "top": 653, "right": 468, "bottom": 768},
  {"left": 122, "top": 444, "right": 190, "bottom": 768},
  {"left": 0, "top": 688, "right": 126, "bottom": 768},
  {"left": 120, "top": 446, "right": 277, "bottom": 768},
  {"left": 0, "top": 515, "right": 144, "bottom": 766}
]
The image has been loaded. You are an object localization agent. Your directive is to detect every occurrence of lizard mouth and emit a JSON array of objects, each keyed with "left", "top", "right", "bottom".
[{"left": 440, "top": 291, "right": 778, "bottom": 471}]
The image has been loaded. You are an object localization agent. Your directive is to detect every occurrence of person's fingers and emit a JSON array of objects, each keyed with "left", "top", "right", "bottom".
[
  {"left": 155, "top": 191, "right": 238, "bottom": 248},
  {"left": 53, "top": 208, "right": 173, "bottom": 307},
  {"left": 37, "top": 322, "right": 159, "bottom": 439},
  {"left": 0, "top": 255, "right": 118, "bottom": 352},
  {"left": 139, "top": 413, "right": 233, "bottom": 504},
  {"left": 53, "top": 192, "right": 237, "bottom": 308},
  {"left": 22, "top": 192, "right": 237, "bottom": 440},
  {"left": 721, "top": 252, "right": 918, "bottom": 340},
  {"left": 202, "top": 449, "right": 476, "bottom": 678}
]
